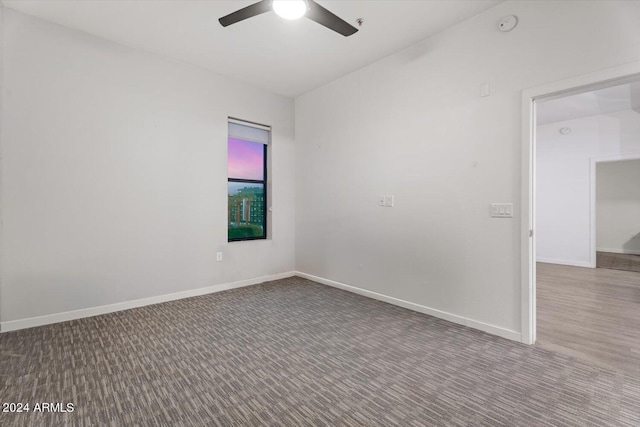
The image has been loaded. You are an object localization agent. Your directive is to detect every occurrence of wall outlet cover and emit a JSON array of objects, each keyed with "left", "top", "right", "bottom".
[{"left": 490, "top": 203, "right": 513, "bottom": 218}]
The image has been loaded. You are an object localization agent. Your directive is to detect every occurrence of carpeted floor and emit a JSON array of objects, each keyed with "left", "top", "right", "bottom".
[
  {"left": 1, "top": 277, "right": 639, "bottom": 426},
  {"left": 597, "top": 251, "right": 640, "bottom": 273}
]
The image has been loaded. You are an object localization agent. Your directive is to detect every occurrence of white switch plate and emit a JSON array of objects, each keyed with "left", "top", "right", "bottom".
[
  {"left": 216, "top": 252, "right": 223, "bottom": 262},
  {"left": 480, "top": 82, "right": 490, "bottom": 97},
  {"left": 384, "top": 195, "right": 394, "bottom": 207},
  {"left": 490, "top": 203, "right": 513, "bottom": 218},
  {"left": 378, "top": 196, "right": 386, "bottom": 207}
]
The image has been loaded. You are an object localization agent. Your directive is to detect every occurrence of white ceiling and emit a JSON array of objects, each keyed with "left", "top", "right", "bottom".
[
  {"left": 2, "top": 0, "right": 502, "bottom": 98},
  {"left": 537, "top": 81, "right": 640, "bottom": 125}
]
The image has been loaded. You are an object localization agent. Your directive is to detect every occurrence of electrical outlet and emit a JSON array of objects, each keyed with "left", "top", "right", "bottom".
[{"left": 216, "top": 252, "right": 223, "bottom": 262}]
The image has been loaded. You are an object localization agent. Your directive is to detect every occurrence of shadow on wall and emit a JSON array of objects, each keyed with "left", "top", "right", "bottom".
[{"left": 623, "top": 233, "right": 640, "bottom": 253}]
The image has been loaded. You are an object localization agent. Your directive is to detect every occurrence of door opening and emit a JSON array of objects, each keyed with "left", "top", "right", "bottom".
[
  {"left": 523, "top": 64, "right": 640, "bottom": 375},
  {"left": 521, "top": 62, "right": 640, "bottom": 346}
]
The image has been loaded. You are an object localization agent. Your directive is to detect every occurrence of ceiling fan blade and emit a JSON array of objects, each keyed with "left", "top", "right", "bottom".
[
  {"left": 219, "top": 0, "right": 272, "bottom": 27},
  {"left": 306, "top": 1, "right": 358, "bottom": 37}
]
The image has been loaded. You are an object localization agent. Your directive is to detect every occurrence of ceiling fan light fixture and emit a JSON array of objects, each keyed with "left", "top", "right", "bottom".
[{"left": 272, "top": 0, "right": 307, "bottom": 20}]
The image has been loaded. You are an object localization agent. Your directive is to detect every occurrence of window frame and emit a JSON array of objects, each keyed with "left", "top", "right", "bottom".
[{"left": 227, "top": 118, "right": 269, "bottom": 242}]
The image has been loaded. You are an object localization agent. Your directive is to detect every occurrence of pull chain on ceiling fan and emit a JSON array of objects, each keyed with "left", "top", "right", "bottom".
[{"left": 219, "top": 0, "right": 359, "bottom": 37}]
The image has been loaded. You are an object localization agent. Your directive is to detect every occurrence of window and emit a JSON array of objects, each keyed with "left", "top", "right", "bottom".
[{"left": 227, "top": 118, "right": 269, "bottom": 241}]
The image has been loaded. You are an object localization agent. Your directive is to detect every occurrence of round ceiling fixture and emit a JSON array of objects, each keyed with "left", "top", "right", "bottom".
[
  {"left": 273, "top": 0, "right": 308, "bottom": 20},
  {"left": 559, "top": 127, "right": 572, "bottom": 135},
  {"left": 497, "top": 15, "right": 518, "bottom": 32}
]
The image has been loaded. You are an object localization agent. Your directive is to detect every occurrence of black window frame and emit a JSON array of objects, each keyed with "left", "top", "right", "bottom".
[{"left": 227, "top": 120, "right": 268, "bottom": 242}]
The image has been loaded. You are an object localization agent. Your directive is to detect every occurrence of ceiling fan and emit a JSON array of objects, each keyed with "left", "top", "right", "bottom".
[{"left": 219, "top": 0, "right": 359, "bottom": 37}]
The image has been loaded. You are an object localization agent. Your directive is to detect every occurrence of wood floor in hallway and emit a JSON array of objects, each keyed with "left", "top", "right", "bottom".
[{"left": 536, "top": 262, "right": 640, "bottom": 377}]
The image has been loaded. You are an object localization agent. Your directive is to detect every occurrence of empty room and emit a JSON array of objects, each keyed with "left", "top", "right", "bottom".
[
  {"left": 1, "top": 1, "right": 639, "bottom": 426},
  {"left": 535, "top": 81, "right": 640, "bottom": 377}
]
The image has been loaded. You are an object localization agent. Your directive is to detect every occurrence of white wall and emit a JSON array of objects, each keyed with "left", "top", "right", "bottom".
[
  {"left": 536, "top": 111, "right": 640, "bottom": 266},
  {"left": 596, "top": 159, "right": 640, "bottom": 255},
  {"left": 0, "top": 9, "right": 295, "bottom": 325},
  {"left": 0, "top": 6, "right": 4, "bottom": 320},
  {"left": 295, "top": 1, "right": 640, "bottom": 338}
]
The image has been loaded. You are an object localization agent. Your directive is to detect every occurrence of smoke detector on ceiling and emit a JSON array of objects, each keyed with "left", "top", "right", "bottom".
[
  {"left": 559, "top": 127, "right": 572, "bottom": 135},
  {"left": 497, "top": 15, "right": 518, "bottom": 32}
]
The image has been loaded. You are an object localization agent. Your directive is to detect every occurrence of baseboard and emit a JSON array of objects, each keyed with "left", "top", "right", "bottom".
[
  {"left": 295, "top": 271, "right": 522, "bottom": 343},
  {"left": 1, "top": 271, "right": 296, "bottom": 333},
  {"left": 596, "top": 248, "right": 640, "bottom": 256},
  {"left": 536, "top": 258, "right": 594, "bottom": 268}
]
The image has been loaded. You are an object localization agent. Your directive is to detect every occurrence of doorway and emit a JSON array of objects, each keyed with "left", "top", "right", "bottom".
[
  {"left": 595, "top": 158, "right": 640, "bottom": 273},
  {"left": 524, "top": 71, "right": 640, "bottom": 375}
]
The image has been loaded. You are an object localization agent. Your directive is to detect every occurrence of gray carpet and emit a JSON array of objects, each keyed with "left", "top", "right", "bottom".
[{"left": 1, "top": 277, "right": 639, "bottom": 426}]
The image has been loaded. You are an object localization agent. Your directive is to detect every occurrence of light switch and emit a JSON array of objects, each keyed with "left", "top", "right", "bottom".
[
  {"left": 385, "top": 195, "right": 394, "bottom": 207},
  {"left": 490, "top": 203, "right": 513, "bottom": 218}
]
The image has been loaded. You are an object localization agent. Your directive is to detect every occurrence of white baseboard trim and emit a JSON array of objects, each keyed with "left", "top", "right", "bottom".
[
  {"left": 1, "top": 271, "right": 296, "bottom": 333},
  {"left": 596, "top": 248, "right": 640, "bottom": 256},
  {"left": 536, "top": 258, "right": 593, "bottom": 268},
  {"left": 295, "top": 271, "right": 522, "bottom": 343}
]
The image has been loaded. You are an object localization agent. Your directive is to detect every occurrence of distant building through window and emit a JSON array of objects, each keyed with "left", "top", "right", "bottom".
[{"left": 227, "top": 118, "right": 269, "bottom": 241}]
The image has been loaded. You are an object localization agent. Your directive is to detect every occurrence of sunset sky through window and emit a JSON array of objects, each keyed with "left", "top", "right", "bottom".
[{"left": 228, "top": 137, "right": 264, "bottom": 181}]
